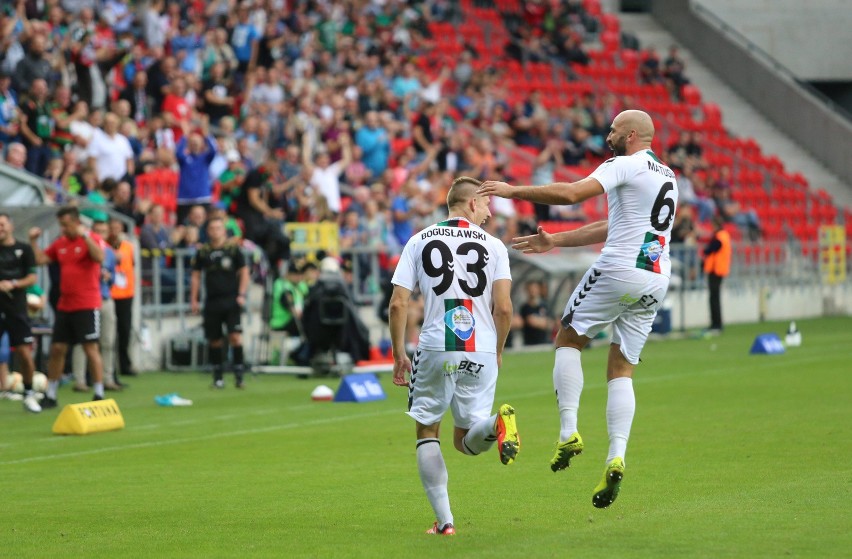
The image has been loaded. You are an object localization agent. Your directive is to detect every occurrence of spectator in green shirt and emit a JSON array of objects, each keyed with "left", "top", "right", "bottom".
[
  {"left": 81, "top": 177, "right": 116, "bottom": 223},
  {"left": 217, "top": 150, "right": 245, "bottom": 214},
  {"left": 270, "top": 261, "right": 304, "bottom": 337}
]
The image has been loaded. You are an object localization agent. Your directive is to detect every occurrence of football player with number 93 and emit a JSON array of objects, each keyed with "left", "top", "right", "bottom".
[
  {"left": 389, "top": 176, "right": 517, "bottom": 536},
  {"left": 479, "top": 109, "right": 678, "bottom": 509}
]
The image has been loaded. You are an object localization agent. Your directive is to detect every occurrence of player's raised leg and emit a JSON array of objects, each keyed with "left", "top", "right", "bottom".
[
  {"left": 456, "top": 403, "right": 520, "bottom": 465},
  {"left": 495, "top": 404, "right": 520, "bottom": 465},
  {"left": 453, "top": 352, "right": 518, "bottom": 464}
]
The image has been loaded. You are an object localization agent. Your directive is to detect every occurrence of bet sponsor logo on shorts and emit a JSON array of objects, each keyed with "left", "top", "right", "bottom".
[{"left": 441, "top": 359, "right": 485, "bottom": 379}]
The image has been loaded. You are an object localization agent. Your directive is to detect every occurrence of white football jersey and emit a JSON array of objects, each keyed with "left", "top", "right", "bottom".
[
  {"left": 590, "top": 150, "right": 678, "bottom": 277},
  {"left": 392, "top": 217, "right": 512, "bottom": 353}
]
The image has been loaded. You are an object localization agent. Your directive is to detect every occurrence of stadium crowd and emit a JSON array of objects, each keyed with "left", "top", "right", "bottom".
[{"left": 0, "top": 0, "right": 738, "bottom": 259}]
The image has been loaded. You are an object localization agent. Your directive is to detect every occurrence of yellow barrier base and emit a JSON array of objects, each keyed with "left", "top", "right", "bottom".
[{"left": 52, "top": 399, "right": 126, "bottom": 435}]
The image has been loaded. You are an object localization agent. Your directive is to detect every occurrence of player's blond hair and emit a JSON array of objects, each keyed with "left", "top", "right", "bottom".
[{"left": 446, "top": 176, "right": 482, "bottom": 209}]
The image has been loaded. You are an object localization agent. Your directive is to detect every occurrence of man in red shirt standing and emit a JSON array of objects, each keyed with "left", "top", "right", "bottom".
[{"left": 30, "top": 206, "right": 106, "bottom": 408}]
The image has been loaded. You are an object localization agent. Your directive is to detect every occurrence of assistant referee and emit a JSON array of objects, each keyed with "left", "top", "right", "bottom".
[{"left": 190, "top": 216, "right": 249, "bottom": 388}]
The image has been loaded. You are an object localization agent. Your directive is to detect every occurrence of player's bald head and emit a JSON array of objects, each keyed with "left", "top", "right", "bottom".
[
  {"left": 447, "top": 176, "right": 482, "bottom": 209},
  {"left": 614, "top": 110, "right": 655, "bottom": 143}
]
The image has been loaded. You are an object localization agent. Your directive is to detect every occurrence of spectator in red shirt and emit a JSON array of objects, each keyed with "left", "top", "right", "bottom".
[
  {"left": 523, "top": 0, "right": 548, "bottom": 29},
  {"left": 161, "top": 76, "right": 191, "bottom": 141},
  {"left": 29, "top": 206, "right": 107, "bottom": 408}
]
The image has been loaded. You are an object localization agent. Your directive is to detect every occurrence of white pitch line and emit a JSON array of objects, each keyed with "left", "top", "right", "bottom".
[
  {"left": 1, "top": 404, "right": 324, "bottom": 450},
  {"left": 132, "top": 423, "right": 162, "bottom": 431},
  {"left": 0, "top": 408, "right": 404, "bottom": 466}
]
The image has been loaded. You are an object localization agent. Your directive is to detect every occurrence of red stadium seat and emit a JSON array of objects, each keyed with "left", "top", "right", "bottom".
[
  {"left": 514, "top": 200, "right": 535, "bottom": 218},
  {"left": 722, "top": 222, "right": 741, "bottom": 242},
  {"left": 619, "top": 48, "right": 640, "bottom": 68},
  {"left": 588, "top": 49, "right": 615, "bottom": 67},
  {"left": 791, "top": 172, "right": 809, "bottom": 188},
  {"left": 600, "top": 31, "right": 620, "bottom": 52},
  {"left": 600, "top": 13, "right": 620, "bottom": 33},
  {"left": 681, "top": 84, "right": 701, "bottom": 106},
  {"left": 762, "top": 223, "right": 785, "bottom": 242},
  {"left": 582, "top": 0, "right": 602, "bottom": 16},
  {"left": 702, "top": 102, "right": 722, "bottom": 128}
]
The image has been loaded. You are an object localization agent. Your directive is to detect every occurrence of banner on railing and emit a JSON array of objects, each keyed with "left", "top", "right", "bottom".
[
  {"left": 284, "top": 222, "right": 340, "bottom": 255},
  {"left": 819, "top": 225, "right": 846, "bottom": 285}
]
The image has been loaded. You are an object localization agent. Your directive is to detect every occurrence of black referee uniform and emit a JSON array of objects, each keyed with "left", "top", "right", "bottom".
[
  {"left": 191, "top": 242, "right": 247, "bottom": 386},
  {"left": 0, "top": 233, "right": 40, "bottom": 410},
  {"left": 0, "top": 240, "right": 36, "bottom": 350}
]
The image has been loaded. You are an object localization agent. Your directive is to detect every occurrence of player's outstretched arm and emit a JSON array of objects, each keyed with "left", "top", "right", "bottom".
[
  {"left": 478, "top": 177, "right": 604, "bottom": 206},
  {"left": 513, "top": 220, "right": 609, "bottom": 252},
  {"left": 558, "top": 220, "right": 609, "bottom": 247},
  {"left": 511, "top": 226, "right": 555, "bottom": 254}
]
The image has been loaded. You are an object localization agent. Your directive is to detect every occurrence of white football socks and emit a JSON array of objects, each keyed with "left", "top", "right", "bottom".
[
  {"left": 46, "top": 380, "right": 59, "bottom": 400},
  {"left": 461, "top": 414, "right": 498, "bottom": 455},
  {"left": 553, "top": 347, "right": 584, "bottom": 441},
  {"left": 416, "top": 438, "right": 453, "bottom": 527},
  {"left": 606, "top": 377, "right": 635, "bottom": 463}
]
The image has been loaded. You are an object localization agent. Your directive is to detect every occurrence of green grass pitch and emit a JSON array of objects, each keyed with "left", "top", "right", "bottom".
[{"left": 1, "top": 316, "right": 849, "bottom": 558}]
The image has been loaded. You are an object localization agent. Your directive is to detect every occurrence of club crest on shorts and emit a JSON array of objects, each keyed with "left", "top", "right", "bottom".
[{"left": 444, "top": 305, "right": 475, "bottom": 341}]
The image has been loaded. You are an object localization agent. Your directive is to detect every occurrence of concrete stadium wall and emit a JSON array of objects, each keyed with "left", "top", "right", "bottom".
[
  {"left": 650, "top": 0, "right": 852, "bottom": 192},
  {"left": 693, "top": 0, "right": 852, "bottom": 81},
  {"left": 668, "top": 283, "right": 849, "bottom": 332}
]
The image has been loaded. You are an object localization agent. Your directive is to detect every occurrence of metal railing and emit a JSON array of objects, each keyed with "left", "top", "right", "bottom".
[
  {"left": 139, "top": 245, "right": 390, "bottom": 326},
  {"left": 672, "top": 239, "right": 849, "bottom": 291},
  {"left": 138, "top": 239, "right": 849, "bottom": 327}
]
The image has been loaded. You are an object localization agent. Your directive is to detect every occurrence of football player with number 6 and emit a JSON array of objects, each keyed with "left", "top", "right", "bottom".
[
  {"left": 389, "top": 176, "right": 517, "bottom": 536},
  {"left": 479, "top": 110, "right": 678, "bottom": 509}
]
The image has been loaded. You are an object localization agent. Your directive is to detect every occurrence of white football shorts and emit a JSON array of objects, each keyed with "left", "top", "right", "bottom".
[
  {"left": 406, "top": 348, "right": 498, "bottom": 429},
  {"left": 561, "top": 266, "right": 670, "bottom": 365}
]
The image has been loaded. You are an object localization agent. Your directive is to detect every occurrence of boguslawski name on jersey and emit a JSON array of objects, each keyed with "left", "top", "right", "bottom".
[{"left": 421, "top": 228, "right": 487, "bottom": 241}]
